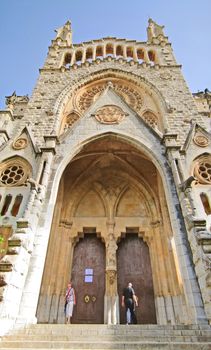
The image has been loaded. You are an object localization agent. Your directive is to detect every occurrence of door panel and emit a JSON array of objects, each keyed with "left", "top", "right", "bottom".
[
  {"left": 117, "top": 234, "right": 156, "bottom": 324},
  {"left": 71, "top": 234, "right": 105, "bottom": 323}
]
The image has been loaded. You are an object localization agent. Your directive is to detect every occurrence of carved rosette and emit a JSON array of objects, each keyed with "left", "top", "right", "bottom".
[
  {"left": 193, "top": 134, "right": 209, "bottom": 148},
  {"left": 12, "top": 137, "right": 28, "bottom": 150},
  {"left": 94, "top": 105, "right": 126, "bottom": 124}
]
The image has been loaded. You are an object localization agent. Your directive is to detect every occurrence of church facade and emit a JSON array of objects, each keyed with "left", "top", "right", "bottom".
[{"left": 0, "top": 19, "right": 211, "bottom": 333}]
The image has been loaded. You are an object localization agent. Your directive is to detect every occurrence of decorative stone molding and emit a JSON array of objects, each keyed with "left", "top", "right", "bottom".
[
  {"left": 74, "top": 79, "right": 143, "bottom": 115},
  {"left": 142, "top": 110, "right": 158, "bottom": 129},
  {"left": 193, "top": 133, "right": 209, "bottom": 148},
  {"left": 94, "top": 105, "right": 127, "bottom": 124},
  {"left": 12, "top": 137, "right": 28, "bottom": 150}
]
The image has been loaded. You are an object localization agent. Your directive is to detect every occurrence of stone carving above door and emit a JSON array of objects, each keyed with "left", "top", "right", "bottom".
[{"left": 94, "top": 105, "right": 127, "bottom": 124}]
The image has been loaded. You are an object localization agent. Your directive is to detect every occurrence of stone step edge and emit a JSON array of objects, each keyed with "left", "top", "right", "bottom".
[{"left": 1, "top": 340, "right": 211, "bottom": 345}]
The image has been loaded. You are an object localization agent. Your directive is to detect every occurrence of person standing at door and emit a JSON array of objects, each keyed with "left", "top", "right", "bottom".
[
  {"left": 121, "top": 282, "right": 138, "bottom": 324},
  {"left": 64, "top": 281, "right": 76, "bottom": 324}
]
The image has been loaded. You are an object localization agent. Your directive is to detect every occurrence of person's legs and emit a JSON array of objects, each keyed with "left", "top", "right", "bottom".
[
  {"left": 126, "top": 307, "right": 131, "bottom": 324},
  {"left": 125, "top": 299, "right": 133, "bottom": 324},
  {"left": 69, "top": 301, "right": 74, "bottom": 323}
]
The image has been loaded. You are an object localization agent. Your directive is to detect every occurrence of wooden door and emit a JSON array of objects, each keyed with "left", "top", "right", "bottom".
[
  {"left": 117, "top": 234, "right": 156, "bottom": 324},
  {"left": 71, "top": 234, "right": 105, "bottom": 323}
]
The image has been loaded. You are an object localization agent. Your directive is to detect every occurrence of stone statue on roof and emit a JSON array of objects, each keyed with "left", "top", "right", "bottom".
[
  {"left": 54, "top": 20, "right": 72, "bottom": 45},
  {"left": 147, "top": 18, "right": 165, "bottom": 42}
]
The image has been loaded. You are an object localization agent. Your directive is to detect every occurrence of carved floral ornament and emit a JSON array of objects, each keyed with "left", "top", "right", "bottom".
[
  {"left": 193, "top": 133, "right": 209, "bottom": 148},
  {"left": 193, "top": 155, "right": 211, "bottom": 184},
  {"left": 94, "top": 105, "right": 127, "bottom": 124},
  {"left": 12, "top": 137, "right": 28, "bottom": 150}
]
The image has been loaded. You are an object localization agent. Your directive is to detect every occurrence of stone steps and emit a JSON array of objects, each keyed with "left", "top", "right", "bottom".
[{"left": 0, "top": 324, "right": 211, "bottom": 350}]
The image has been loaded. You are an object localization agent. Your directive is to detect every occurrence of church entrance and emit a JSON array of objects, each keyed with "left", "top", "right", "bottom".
[
  {"left": 36, "top": 134, "right": 183, "bottom": 325},
  {"left": 117, "top": 233, "right": 156, "bottom": 324},
  {"left": 71, "top": 234, "right": 105, "bottom": 324}
]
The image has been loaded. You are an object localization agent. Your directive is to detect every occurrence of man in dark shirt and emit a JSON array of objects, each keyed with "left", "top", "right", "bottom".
[{"left": 121, "top": 282, "right": 138, "bottom": 324}]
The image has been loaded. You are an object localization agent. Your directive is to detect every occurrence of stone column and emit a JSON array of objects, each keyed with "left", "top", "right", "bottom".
[{"left": 104, "top": 229, "right": 118, "bottom": 324}]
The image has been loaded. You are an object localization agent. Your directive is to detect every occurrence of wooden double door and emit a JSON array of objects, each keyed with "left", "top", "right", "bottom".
[
  {"left": 71, "top": 233, "right": 156, "bottom": 324},
  {"left": 71, "top": 234, "right": 105, "bottom": 324}
]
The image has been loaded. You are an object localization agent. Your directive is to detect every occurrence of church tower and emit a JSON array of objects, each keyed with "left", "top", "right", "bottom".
[{"left": 0, "top": 19, "right": 211, "bottom": 334}]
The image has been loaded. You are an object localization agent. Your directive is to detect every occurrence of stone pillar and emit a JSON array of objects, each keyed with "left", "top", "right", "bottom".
[
  {"left": 163, "top": 136, "right": 208, "bottom": 324},
  {"left": 104, "top": 229, "right": 118, "bottom": 324},
  {"left": 16, "top": 145, "right": 55, "bottom": 325}
]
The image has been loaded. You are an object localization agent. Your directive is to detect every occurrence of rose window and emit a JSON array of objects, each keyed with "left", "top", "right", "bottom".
[
  {"left": 0, "top": 159, "right": 31, "bottom": 187},
  {"left": 194, "top": 156, "right": 211, "bottom": 184}
]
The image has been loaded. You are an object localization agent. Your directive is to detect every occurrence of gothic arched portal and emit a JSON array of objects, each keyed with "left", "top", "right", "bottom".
[{"left": 36, "top": 134, "right": 184, "bottom": 324}]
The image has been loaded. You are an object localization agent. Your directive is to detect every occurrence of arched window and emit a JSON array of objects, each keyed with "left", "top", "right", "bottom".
[
  {"left": 0, "top": 157, "right": 32, "bottom": 187},
  {"left": 75, "top": 51, "right": 83, "bottom": 64},
  {"left": 116, "top": 45, "right": 123, "bottom": 58},
  {"left": 126, "top": 47, "right": 133, "bottom": 61},
  {"left": 86, "top": 48, "right": 93, "bottom": 62},
  {"left": 148, "top": 50, "right": 156, "bottom": 65},
  {"left": 64, "top": 53, "right": 72, "bottom": 68},
  {"left": 1, "top": 194, "right": 12, "bottom": 216},
  {"left": 193, "top": 155, "right": 211, "bottom": 184},
  {"left": 200, "top": 192, "right": 211, "bottom": 215},
  {"left": 96, "top": 46, "right": 103, "bottom": 60},
  {"left": 137, "top": 49, "right": 144, "bottom": 63},
  {"left": 106, "top": 44, "right": 114, "bottom": 57},
  {"left": 11, "top": 194, "right": 23, "bottom": 217}
]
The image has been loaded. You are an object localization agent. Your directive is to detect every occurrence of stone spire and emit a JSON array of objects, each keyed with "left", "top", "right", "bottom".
[{"left": 54, "top": 20, "right": 72, "bottom": 46}]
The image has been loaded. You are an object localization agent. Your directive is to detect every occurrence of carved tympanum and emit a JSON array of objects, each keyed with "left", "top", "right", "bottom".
[{"left": 75, "top": 81, "right": 143, "bottom": 114}]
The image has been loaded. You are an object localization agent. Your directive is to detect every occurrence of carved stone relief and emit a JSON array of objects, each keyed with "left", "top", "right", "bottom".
[
  {"left": 12, "top": 137, "right": 28, "bottom": 150},
  {"left": 193, "top": 133, "right": 209, "bottom": 148},
  {"left": 94, "top": 105, "right": 127, "bottom": 124},
  {"left": 74, "top": 80, "right": 143, "bottom": 114}
]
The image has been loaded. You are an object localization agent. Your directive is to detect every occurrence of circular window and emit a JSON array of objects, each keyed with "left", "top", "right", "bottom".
[
  {"left": 0, "top": 158, "right": 31, "bottom": 187},
  {"left": 194, "top": 156, "right": 211, "bottom": 184}
]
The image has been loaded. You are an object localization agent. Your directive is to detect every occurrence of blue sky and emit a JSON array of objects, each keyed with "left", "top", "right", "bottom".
[{"left": 0, "top": 0, "right": 210, "bottom": 109}]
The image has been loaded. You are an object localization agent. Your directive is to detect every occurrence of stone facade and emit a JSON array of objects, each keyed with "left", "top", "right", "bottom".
[{"left": 0, "top": 19, "right": 211, "bottom": 334}]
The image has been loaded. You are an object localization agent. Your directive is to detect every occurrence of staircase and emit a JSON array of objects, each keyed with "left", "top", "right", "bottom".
[{"left": 0, "top": 324, "right": 211, "bottom": 349}]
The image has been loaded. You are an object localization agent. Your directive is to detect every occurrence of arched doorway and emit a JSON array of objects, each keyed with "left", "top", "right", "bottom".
[
  {"left": 36, "top": 134, "right": 183, "bottom": 325},
  {"left": 117, "top": 233, "right": 156, "bottom": 324},
  {"left": 71, "top": 233, "right": 105, "bottom": 324}
]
